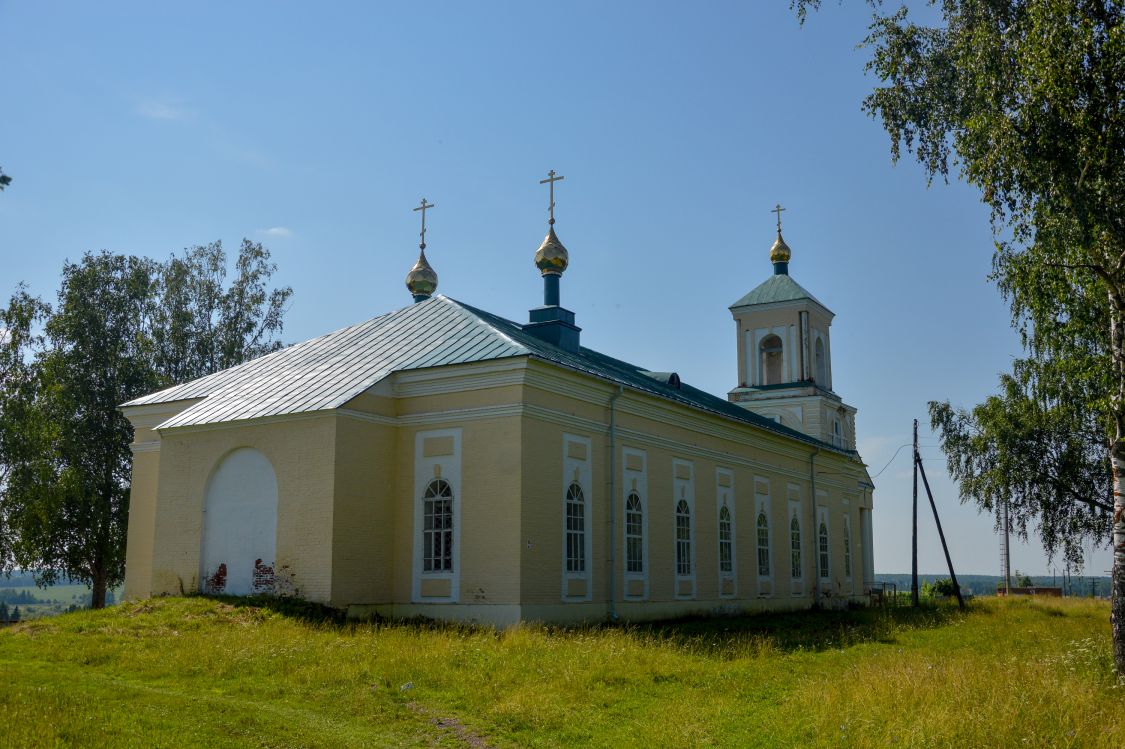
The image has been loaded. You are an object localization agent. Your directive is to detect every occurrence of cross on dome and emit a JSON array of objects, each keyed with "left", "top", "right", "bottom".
[
  {"left": 771, "top": 203, "right": 786, "bottom": 234},
  {"left": 413, "top": 198, "right": 435, "bottom": 249},
  {"left": 539, "top": 170, "right": 564, "bottom": 226}
]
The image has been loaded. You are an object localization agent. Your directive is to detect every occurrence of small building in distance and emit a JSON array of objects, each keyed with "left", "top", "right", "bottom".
[{"left": 120, "top": 188, "right": 874, "bottom": 624}]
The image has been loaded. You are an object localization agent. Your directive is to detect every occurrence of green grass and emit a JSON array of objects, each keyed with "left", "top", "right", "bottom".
[{"left": 0, "top": 596, "right": 1122, "bottom": 748}]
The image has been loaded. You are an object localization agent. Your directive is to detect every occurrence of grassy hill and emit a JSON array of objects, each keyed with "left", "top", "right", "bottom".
[{"left": 0, "top": 596, "right": 1122, "bottom": 748}]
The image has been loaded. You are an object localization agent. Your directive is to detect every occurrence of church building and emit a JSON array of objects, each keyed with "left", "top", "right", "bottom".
[{"left": 120, "top": 178, "right": 875, "bottom": 624}]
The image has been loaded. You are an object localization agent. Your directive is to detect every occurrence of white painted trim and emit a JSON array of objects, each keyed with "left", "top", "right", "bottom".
[
  {"left": 561, "top": 433, "right": 593, "bottom": 602},
  {"left": 715, "top": 467, "right": 736, "bottom": 599},
  {"left": 672, "top": 459, "right": 696, "bottom": 600},
  {"left": 120, "top": 398, "right": 205, "bottom": 418},
  {"left": 412, "top": 428, "right": 462, "bottom": 604},
  {"left": 730, "top": 296, "right": 835, "bottom": 320},
  {"left": 842, "top": 512, "right": 854, "bottom": 588},
  {"left": 621, "top": 447, "right": 649, "bottom": 600},
  {"left": 157, "top": 409, "right": 337, "bottom": 434}
]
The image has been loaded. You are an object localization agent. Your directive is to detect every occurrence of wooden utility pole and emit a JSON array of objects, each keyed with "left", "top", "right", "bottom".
[
  {"left": 1001, "top": 497, "right": 1011, "bottom": 595},
  {"left": 912, "top": 419, "right": 920, "bottom": 607},
  {"left": 916, "top": 454, "right": 965, "bottom": 609}
]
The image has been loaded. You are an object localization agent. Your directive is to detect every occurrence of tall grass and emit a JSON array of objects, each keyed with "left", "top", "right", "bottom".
[{"left": 0, "top": 596, "right": 1121, "bottom": 747}]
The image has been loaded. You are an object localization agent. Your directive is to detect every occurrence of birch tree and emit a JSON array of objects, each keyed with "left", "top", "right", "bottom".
[{"left": 794, "top": 0, "right": 1125, "bottom": 673}]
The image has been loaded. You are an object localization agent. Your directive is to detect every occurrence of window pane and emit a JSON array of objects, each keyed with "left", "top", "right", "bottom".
[
  {"left": 626, "top": 493, "right": 644, "bottom": 574},
  {"left": 757, "top": 512, "right": 770, "bottom": 577}
]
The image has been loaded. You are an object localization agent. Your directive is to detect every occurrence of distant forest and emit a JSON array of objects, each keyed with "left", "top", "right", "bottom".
[{"left": 875, "top": 573, "right": 1112, "bottom": 597}]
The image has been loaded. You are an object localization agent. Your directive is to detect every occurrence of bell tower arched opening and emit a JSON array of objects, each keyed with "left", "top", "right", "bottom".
[{"left": 759, "top": 334, "right": 784, "bottom": 385}]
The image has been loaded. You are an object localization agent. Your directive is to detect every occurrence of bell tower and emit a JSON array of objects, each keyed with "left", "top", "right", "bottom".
[{"left": 727, "top": 207, "right": 857, "bottom": 450}]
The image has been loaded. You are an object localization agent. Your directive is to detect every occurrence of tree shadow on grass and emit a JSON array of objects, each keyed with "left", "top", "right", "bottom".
[
  {"left": 194, "top": 593, "right": 969, "bottom": 656},
  {"left": 197, "top": 593, "right": 347, "bottom": 626},
  {"left": 621, "top": 601, "right": 969, "bottom": 656}
]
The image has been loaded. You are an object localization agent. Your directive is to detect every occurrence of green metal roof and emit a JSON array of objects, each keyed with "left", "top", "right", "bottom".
[{"left": 729, "top": 274, "right": 826, "bottom": 309}]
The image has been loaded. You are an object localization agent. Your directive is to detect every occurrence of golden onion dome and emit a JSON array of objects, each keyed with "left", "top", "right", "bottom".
[
  {"left": 405, "top": 249, "right": 438, "bottom": 298},
  {"left": 534, "top": 226, "right": 569, "bottom": 276},
  {"left": 769, "top": 231, "right": 791, "bottom": 264}
]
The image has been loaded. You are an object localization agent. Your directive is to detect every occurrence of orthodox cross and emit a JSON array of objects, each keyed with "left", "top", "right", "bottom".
[
  {"left": 539, "top": 170, "right": 565, "bottom": 225},
  {"left": 413, "top": 198, "right": 435, "bottom": 249},
  {"left": 771, "top": 203, "right": 786, "bottom": 233}
]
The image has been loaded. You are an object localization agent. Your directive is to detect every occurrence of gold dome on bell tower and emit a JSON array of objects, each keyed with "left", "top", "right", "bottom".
[
  {"left": 768, "top": 203, "right": 792, "bottom": 275},
  {"left": 769, "top": 232, "right": 791, "bottom": 264}
]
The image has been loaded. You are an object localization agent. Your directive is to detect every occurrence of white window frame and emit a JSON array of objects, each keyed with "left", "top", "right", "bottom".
[
  {"left": 672, "top": 459, "right": 696, "bottom": 599},
  {"left": 622, "top": 447, "right": 649, "bottom": 600},
  {"left": 412, "top": 428, "right": 461, "bottom": 603},
  {"left": 716, "top": 468, "right": 736, "bottom": 599},
  {"left": 561, "top": 434, "right": 593, "bottom": 601}
]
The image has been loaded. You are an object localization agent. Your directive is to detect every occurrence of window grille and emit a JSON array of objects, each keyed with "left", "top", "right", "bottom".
[
  {"left": 423, "top": 478, "right": 453, "bottom": 573},
  {"left": 818, "top": 521, "right": 830, "bottom": 580},
  {"left": 565, "top": 482, "right": 586, "bottom": 573},
  {"left": 757, "top": 512, "right": 770, "bottom": 577},
  {"left": 790, "top": 516, "right": 802, "bottom": 579},
  {"left": 718, "top": 506, "right": 733, "bottom": 574},
  {"left": 625, "top": 492, "right": 644, "bottom": 573},
  {"left": 675, "top": 499, "right": 692, "bottom": 576}
]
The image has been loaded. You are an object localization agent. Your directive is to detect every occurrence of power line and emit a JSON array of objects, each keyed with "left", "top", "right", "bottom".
[{"left": 870, "top": 443, "right": 912, "bottom": 479}]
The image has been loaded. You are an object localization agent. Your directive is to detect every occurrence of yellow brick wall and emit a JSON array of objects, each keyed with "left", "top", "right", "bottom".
[
  {"left": 330, "top": 416, "right": 396, "bottom": 605},
  {"left": 122, "top": 450, "right": 159, "bottom": 600},
  {"left": 148, "top": 415, "right": 337, "bottom": 602}
]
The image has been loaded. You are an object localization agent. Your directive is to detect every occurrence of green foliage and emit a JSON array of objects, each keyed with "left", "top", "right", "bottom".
[
  {"left": 0, "top": 243, "right": 291, "bottom": 608},
  {"left": 0, "top": 596, "right": 1121, "bottom": 746},
  {"left": 929, "top": 369, "right": 1110, "bottom": 567},
  {"left": 793, "top": 0, "right": 1125, "bottom": 672}
]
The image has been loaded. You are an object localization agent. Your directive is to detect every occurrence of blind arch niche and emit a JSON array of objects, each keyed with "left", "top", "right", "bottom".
[{"left": 200, "top": 447, "right": 278, "bottom": 596}]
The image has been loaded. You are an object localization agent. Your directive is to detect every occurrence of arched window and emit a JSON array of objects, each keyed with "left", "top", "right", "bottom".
[
  {"left": 818, "top": 521, "right": 830, "bottom": 580},
  {"left": 815, "top": 337, "right": 827, "bottom": 385},
  {"left": 718, "top": 506, "right": 733, "bottom": 574},
  {"left": 844, "top": 518, "right": 853, "bottom": 577},
  {"left": 423, "top": 478, "right": 454, "bottom": 573},
  {"left": 565, "top": 482, "right": 586, "bottom": 573},
  {"left": 790, "top": 516, "right": 802, "bottom": 579},
  {"left": 625, "top": 492, "right": 644, "bottom": 573},
  {"left": 756, "top": 512, "right": 770, "bottom": 577},
  {"left": 760, "top": 334, "right": 784, "bottom": 385},
  {"left": 675, "top": 499, "right": 692, "bottom": 575}
]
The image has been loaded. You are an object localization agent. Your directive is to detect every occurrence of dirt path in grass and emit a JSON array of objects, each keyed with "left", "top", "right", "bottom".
[{"left": 407, "top": 701, "right": 495, "bottom": 748}]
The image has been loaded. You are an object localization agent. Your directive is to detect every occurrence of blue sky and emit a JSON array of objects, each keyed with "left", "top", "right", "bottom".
[{"left": 0, "top": 1, "right": 1110, "bottom": 578}]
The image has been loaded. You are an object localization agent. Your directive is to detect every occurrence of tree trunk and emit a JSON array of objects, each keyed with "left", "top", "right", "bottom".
[
  {"left": 1109, "top": 291, "right": 1125, "bottom": 677},
  {"left": 91, "top": 565, "right": 107, "bottom": 609}
]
